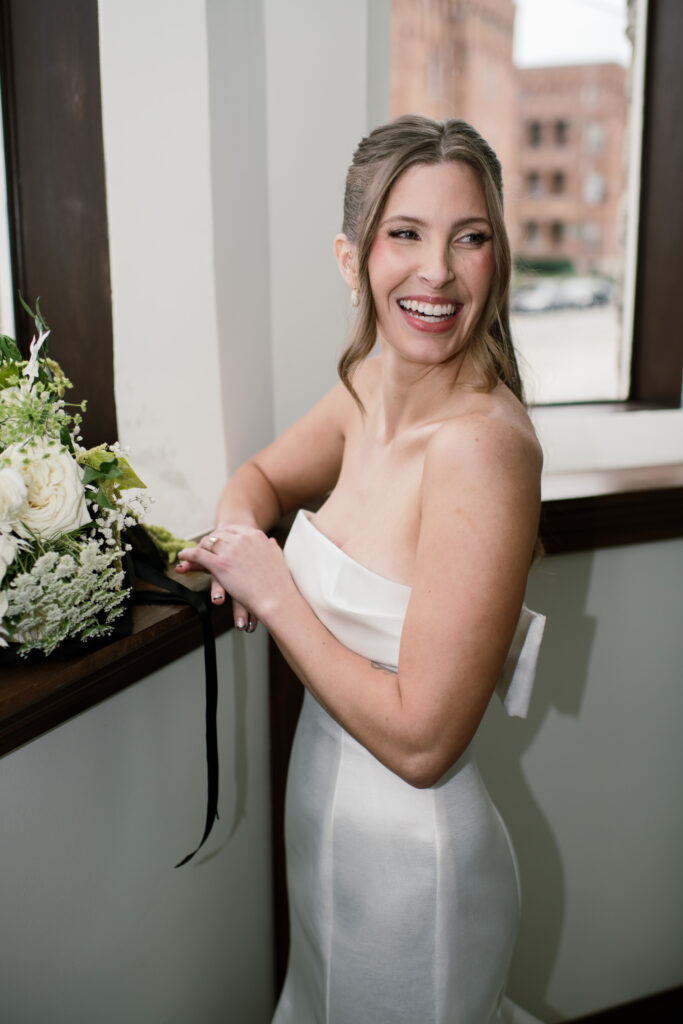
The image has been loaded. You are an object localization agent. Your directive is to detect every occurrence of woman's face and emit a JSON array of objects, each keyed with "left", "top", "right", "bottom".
[{"left": 367, "top": 160, "right": 495, "bottom": 370}]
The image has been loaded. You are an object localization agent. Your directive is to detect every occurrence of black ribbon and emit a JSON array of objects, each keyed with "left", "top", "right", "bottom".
[{"left": 131, "top": 557, "right": 220, "bottom": 868}]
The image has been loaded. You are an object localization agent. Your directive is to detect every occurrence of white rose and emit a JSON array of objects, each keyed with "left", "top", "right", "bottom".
[
  {"left": 0, "top": 466, "right": 28, "bottom": 525},
  {"left": 6, "top": 441, "right": 92, "bottom": 540},
  {"left": 0, "top": 531, "right": 18, "bottom": 585}
]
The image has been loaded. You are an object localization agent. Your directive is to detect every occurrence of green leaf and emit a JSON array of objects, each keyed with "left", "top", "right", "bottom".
[
  {"left": 82, "top": 460, "right": 122, "bottom": 486},
  {"left": 59, "top": 425, "right": 74, "bottom": 453},
  {"left": 0, "top": 334, "right": 22, "bottom": 362},
  {"left": 18, "top": 293, "right": 49, "bottom": 335},
  {"left": 115, "top": 456, "right": 145, "bottom": 490},
  {"left": 94, "top": 485, "right": 116, "bottom": 510}
]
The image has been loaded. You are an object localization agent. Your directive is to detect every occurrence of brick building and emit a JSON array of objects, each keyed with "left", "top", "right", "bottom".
[
  {"left": 390, "top": 0, "right": 628, "bottom": 278},
  {"left": 514, "top": 63, "right": 627, "bottom": 276}
]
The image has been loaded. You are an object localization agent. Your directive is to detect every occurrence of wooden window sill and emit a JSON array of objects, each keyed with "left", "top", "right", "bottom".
[
  {"left": 0, "top": 575, "right": 233, "bottom": 758},
  {"left": 2, "top": 465, "right": 682, "bottom": 759},
  {"left": 541, "top": 464, "right": 683, "bottom": 553}
]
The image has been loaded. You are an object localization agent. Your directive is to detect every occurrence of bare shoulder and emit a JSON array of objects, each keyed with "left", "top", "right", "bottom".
[
  {"left": 426, "top": 385, "right": 542, "bottom": 485},
  {"left": 420, "top": 386, "right": 542, "bottom": 561}
]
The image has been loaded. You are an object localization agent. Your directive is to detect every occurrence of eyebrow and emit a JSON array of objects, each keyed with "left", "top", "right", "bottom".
[{"left": 381, "top": 214, "right": 491, "bottom": 229}]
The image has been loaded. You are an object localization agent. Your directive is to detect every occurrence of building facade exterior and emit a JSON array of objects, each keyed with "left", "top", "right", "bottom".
[{"left": 390, "top": 0, "right": 628, "bottom": 278}]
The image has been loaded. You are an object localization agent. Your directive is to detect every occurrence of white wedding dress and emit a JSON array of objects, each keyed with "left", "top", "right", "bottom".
[{"left": 272, "top": 510, "right": 545, "bottom": 1024}]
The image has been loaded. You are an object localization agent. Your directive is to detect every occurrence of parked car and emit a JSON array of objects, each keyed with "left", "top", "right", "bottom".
[{"left": 511, "top": 276, "right": 613, "bottom": 313}]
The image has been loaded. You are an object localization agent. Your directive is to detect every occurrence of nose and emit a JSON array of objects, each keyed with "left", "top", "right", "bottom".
[{"left": 417, "top": 241, "right": 455, "bottom": 289}]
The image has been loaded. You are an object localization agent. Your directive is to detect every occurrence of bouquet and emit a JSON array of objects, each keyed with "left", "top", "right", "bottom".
[{"left": 0, "top": 300, "right": 148, "bottom": 657}]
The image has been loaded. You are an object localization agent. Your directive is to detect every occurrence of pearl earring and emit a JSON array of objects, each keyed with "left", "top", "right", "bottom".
[{"left": 350, "top": 288, "right": 360, "bottom": 308}]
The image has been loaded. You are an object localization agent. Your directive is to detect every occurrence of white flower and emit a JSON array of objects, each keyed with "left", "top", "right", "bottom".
[
  {"left": 0, "top": 531, "right": 19, "bottom": 585},
  {"left": 0, "top": 466, "right": 27, "bottom": 525},
  {"left": 5, "top": 440, "right": 91, "bottom": 540},
  {"left": 22, "top": 327, "right": 51, "bottom": 387}
]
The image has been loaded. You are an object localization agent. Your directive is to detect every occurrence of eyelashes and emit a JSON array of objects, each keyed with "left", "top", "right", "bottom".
[{"left": 387, "top": 228, "right": 492, "bottom": 246}]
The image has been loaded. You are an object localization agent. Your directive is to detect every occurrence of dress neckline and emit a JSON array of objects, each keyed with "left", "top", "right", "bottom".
[{"left": 296, "top": 510, "right": 412, "bottom": 593}]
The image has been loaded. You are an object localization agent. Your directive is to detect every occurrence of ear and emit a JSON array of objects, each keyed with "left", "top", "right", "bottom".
[{"left": 334, "top": 233, "right": 358, "bottom": 289}]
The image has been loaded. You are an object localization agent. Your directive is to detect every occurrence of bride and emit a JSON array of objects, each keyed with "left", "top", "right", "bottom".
[{"left": 178, "top": 115, "right": 544, "bottom": 1023}]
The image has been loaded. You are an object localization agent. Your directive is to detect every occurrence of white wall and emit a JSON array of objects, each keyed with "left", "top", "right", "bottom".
[
  {"left": 0, "top": 632, "right": 273, "bottom": 1024},
  {"left": 98, "top": 0, "right": 228, "bottom": 538},
  {"left": 264, "top": 0, "right": 370, "bottom": 435},
  {"left": 477, "top": 540, "right": 683, "bottom": 1021}
]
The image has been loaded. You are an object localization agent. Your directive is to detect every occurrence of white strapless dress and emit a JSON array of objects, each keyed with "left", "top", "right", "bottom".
[{"left": 272, "top": 510, "right": 545, "bottom": 1024}]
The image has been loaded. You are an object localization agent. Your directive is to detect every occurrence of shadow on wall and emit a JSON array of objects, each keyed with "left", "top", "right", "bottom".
[{"left": 475, "top": 551, "right": 597, "bottom": 1023}]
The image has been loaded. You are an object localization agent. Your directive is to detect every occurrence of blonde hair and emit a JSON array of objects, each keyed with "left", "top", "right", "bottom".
[{"left": 337, "top": 114, "right": 524, "bottom": 406}]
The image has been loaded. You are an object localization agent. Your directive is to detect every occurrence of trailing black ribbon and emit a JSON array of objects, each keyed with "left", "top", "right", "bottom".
[{"left": 131, "top": 557, "right": 219, "bottom": 868}]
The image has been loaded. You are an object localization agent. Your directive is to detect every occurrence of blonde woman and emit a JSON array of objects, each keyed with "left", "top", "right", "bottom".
[{"left": 178, "top": 115, "right": 545, "bottom": 1024}]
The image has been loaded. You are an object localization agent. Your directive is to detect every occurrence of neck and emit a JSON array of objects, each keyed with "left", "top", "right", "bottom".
[{"left": 375, "top": 343, "right": 477, "bottom": 442}]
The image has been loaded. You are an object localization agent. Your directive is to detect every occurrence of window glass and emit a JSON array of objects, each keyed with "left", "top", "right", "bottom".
[{"left": 389, "top": 0, "right": 638, "bottom": 404}]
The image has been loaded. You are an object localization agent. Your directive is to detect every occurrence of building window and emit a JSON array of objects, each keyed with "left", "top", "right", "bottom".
[
  {"left": 550, "top": 221, "right": 565, "bottom": 245},
  {"left": 528, "top": 120, "right": 542, "bottom": 147},
  {"left": 554, "top": 119, "right": 569, "bottom": 145},
  {"left": 585, "top": 121, "right": 605, "bottom": 154},
  {"left": 583, "top": 171, "right": 606, "bottom": 205},
  {"left": 525, "top": 221, "right": 539, "bottom": 244},
  {"left": 550, "top": 171, "right": 566, "bottom": 195},
  {"left": 527, "top": 171, "right": 541, "bottom": 197}
]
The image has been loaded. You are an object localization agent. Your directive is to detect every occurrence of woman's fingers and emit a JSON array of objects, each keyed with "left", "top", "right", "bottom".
[{"left": 175, "top": 544, "right": 258, "bottom": 634}]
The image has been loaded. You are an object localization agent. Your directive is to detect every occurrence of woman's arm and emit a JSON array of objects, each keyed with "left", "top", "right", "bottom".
[
  {"left": 215, "top": 381, "right": 352, "bottom": 531},
  {"left": 201, "top": 382, "right": 352, "bottom": 625},
  {"left": 181, "top": 412, "right": 541, "bottom": 786}
]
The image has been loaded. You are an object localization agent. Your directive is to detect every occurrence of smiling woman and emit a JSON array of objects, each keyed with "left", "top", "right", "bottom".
[
  {"left": 364, "top": 162, "right": 495, "bottom": 363},
  {"left": 178, "top": 114, "right": 545, "bottom": 1024}
]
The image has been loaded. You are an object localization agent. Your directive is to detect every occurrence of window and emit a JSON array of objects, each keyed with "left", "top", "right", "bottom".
[
  {"left": 550, "top": 171, "right": 566, "bottom": 194},
  {"left": 389, "top": 0, "right": 639, "bottom": 405},
  {"left": 554, "top": 118, "right": 569, "bottom": 145},
  {"left": 550, "top": 220, "right": 565, "bottom": 245},
  {"left": 585, "top": 120, "right": 605, "bottom": 154}
]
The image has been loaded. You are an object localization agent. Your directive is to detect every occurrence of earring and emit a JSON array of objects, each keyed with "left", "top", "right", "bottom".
[{"left": 350, "top": 288, "right": 360, "bottom": 308}]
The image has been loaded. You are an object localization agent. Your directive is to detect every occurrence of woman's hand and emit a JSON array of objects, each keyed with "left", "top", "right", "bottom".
[{"left": 175, "top": 526, "right": 294, "bottom": 633}]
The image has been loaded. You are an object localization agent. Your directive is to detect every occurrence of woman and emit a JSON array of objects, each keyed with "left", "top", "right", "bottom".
[{"left": 178, "top": 115, "right": 545, "bottom": 1023}]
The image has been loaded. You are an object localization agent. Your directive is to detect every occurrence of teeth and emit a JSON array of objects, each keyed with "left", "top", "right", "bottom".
[{"left": 399, "top": 299, "right": 456, "bottom": 317}]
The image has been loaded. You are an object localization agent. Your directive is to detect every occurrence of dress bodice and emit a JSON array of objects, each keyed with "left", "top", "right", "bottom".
[{"left": 284, "top": 508, "right": 545, "bottom": 718}]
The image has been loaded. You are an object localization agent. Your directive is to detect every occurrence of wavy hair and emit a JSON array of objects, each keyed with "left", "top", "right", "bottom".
[{"left": 337, "top": 114, "right": 525, "bottom": 407}]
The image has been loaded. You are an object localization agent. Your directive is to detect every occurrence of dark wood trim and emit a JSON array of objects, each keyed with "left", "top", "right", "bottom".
[
  {"left": 541, "top": 464, "right": 683, "bottom": 554},
  {"left": 0, "top": 0, "right": 117, "bottom": 446},
  {"left": 630, "top": 0, "right": 683, "bottom": 405},
  {"left": 0, "top": 584, "right": 233, "bottom": 758},
  {"left": 571, "top": 985, "right": 683, "bottom": 1023}
]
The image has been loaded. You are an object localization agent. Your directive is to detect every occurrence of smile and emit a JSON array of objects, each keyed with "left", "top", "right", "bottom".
[{"left": 397, "top": 299, "right": 460, "bottom": 323}]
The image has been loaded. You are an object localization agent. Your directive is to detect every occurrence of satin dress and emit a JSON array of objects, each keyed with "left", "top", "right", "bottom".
[{"left": 272, "top": 510, "right": 545, "bottom": 1024}]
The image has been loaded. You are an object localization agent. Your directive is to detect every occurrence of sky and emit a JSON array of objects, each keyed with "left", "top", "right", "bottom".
[{"left": 513, "top": 0, "right": 632, "bottom": 67}]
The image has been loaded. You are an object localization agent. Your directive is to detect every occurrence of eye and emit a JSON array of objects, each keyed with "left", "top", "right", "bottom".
[
  {"left": 388, "top": 228, "right": 420, "bottom": 241},
  {"left": 456, "top": 231, "right": 492, "bottom": 247}
]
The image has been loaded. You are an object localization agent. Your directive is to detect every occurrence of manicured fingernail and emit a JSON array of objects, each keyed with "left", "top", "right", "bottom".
[{"left": 235, "top": 616, "right": 245, "bottom": 629}]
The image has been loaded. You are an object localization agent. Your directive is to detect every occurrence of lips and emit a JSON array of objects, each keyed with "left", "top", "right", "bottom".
[{"left": 396, "top": 297, "right": 462, "bottom": 332}]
